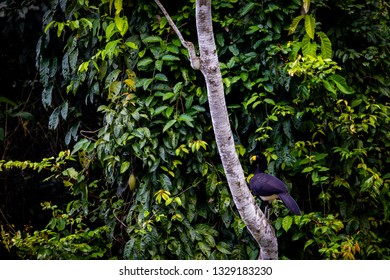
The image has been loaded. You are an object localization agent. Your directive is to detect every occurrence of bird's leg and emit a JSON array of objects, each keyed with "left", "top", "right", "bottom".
[{"left": 264, "top": 203, "right": 271, "bottom": 220}]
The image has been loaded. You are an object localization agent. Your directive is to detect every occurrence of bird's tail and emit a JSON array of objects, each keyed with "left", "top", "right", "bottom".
[{"left": 278, "top": 192, "right": 301, "bottom": 215}]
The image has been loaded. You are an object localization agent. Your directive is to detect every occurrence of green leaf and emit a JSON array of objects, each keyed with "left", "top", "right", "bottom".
[
  {"left": 351, "top": 99, "right": 362, "bottom": 108},
  {"left": 328, "top": 74, "right": 355, "bottom": 94},
  {"left": 240, "top": 72, "right": 248, "bottom": 82},
  {"left": 105, "top": 22, "right": 118, "bottom": 41},
  {"left": 72, "top": 138, "right": 90, "bottom": 154},
  {"left": 288, "top": 15, "right": 304, "bottom": 35},
  {"left": 60, "top": 101, "right": 68, "bottom": 120},
  {"left": 62, "top": 52, "right": 70, "bottom": 80},
  {"left": 318, "top": 31, "right": 332, "bottom": 59},
  {"left": 44, "top": 21, "right": 56, "bottom": 34},
  {"left": 228, "top": 45, "right": 239, "bottom": 56},
  {"left": 105, "top": 69, "right": 121, "bottom": 88},
  {"left": 114, "top": 15, "right": 129, "bottom": 37},
  {"left": 120, "top": 161, "right": 130, "bottom": 174},
  {"left": 154, "top": 73, "right": 168, "bottom": 82},
  {"left": 153, "top": 105, "right": 168, "bottom": 116},
  {"left": 206, "top": 173, "right": 218, "bottom": 196},
  {"left": 48, "top": 107, "right": 61, "bottom": 130},
  {"left": 163, "top": 119, "right": 176, "bottom": 132},
  {"left": 56, "top": 218, "right": 66, "bottom": 231},
  {"left": 142, "top": 36, "right": 162, "bottom": 43},
  {"left": 274, "top": 217, "right": 282, "bottom": 230},
  {"left": 173, "top": 82, "right": 183, "bottom": 94},
  {"left": 197, "top": 241, "right": 211, "bottom": 258},
  {"left": 162, "top": 92, "right": 175, "bottom": 101},
  {"left": 264, "top": 83, "right": 274, "bottom": 93},
  {"left": 155, "top": 60, "right": 163, "bottom": 72},
  {"left": 304, "top": 239, "right": 315, "bottom": 251},
  {"left": 125, "top": 41, "right": 138, "bottom": 49},
  {"left": 240, "top": 2, "right": 256, "bottom": 16},
  {"left": 104, "top": 39, "right": 120, "bottom": 60},
  {"left": 42, "top": 85, "right": 53, "bottom": 109},
  {"left": 304, "top": 14, "right": 315, "bottom": 39},
  {"left": 282, "top": 215, "right": 293, "bottom": 232},
  {"left": 137, "top": 57, "right": 154, "bottom": 68},
  {"left": 323, "top": 80, "right": 337, "bottom": 95},
  {"left": 178, "top": 114, "right": 194, "bottom": 127},
  {"left": 264, "top": 98, "right": 275, "bottom": 105},
  {"left": 12, "top": 111, "right": 34, "bottom": 120},
  {"left": 55, "top": 22, "right": 65, "bottom": 37},
  {"left": 137, "top": 78, "right": 153, "bottom": 90},
  {"left": 165, "top": 107, "right": 174, "bottom": 118},
  {"left": 302, "top": 166, "right": 314, "bottom": 173},
  {"left": 114, "top": 0, "right": 123, "bottom": 14},
  {"left": 80, "top": 18, "right": 93, "bottom": 30},
  {"left": 301, "top": 34, "right": 314, "bottom": 56},
  {"left": 161, "top": 54, "right": 180, "bottom": 61}
]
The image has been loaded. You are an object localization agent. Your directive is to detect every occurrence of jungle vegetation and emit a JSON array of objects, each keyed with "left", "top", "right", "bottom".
[{"left": 1, "top": 0, "right": 389, "bottom": 259}]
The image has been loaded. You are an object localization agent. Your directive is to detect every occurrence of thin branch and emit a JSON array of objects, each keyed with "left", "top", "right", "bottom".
[
  {"left": 154, "top": 0, "right": 201, "bottom": 70},
  {"left": 154, "top": 0, "right": 186, "bottom": 45}
]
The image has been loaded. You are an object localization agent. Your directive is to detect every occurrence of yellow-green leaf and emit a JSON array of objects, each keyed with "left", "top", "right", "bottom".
[
  {"left": 114, "top": 15, "right": 128, "bottom": 37},
  {"left": 288, "top": 15, "right": 304, "bottom": 35},
  {"left": 318, "top": 31, "right": 332, "bottom": 59},
  {"left": 128, "top": 173, "right": 136, "bottom": 191},
  {"left": 120, "top": 161, "right": 130, "bottom": 174},
  {"left": 282, "top": 215, "right": 293, "bottom": 232},
  {"left": 304, "top": 14, "right": 315, "bottom": 39}
]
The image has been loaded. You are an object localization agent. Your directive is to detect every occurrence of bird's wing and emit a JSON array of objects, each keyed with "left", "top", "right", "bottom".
[
  {"left": 278, "top": 192, "right": 301, "bottom": 215},
  {"left": 249, "top": 173, "right": 288, "bottom": 196}
]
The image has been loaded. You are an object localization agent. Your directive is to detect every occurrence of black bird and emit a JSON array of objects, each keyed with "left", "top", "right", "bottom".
[{"left": 249, "top": 153, "right": 301, "bottom": 217}]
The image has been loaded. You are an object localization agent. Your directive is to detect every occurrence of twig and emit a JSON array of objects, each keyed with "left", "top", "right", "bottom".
[{"left": 154, "top": 0, "right": 201, "bottom": 70}]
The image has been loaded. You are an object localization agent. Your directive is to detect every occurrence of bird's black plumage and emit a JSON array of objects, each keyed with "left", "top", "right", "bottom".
[{"left": 249, "top": 153, "right": 301, "bottom": 216}]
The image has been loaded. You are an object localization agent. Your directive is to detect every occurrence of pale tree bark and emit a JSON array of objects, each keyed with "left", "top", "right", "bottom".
[{"left": 154, "top": 0, "right": 278, "bottom": 260}]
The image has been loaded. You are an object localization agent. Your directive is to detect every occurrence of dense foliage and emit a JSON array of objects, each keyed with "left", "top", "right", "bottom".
[{"left": 1, "top": 0, "right": 389, "bottom": 259}]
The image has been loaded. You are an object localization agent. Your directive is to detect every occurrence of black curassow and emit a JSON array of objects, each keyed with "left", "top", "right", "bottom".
[{"left": 249, "top": 153, "right": 301, "bottom": 216}]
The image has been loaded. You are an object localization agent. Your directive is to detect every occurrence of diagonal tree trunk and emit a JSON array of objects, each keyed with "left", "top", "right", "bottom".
[{"left": 155, "top": 0, "right": 278, "bottom": 260}]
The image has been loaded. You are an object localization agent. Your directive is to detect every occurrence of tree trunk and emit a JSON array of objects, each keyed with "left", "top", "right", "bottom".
[{"left": 155, "top": 0, "right": 278, "bottom": 260}]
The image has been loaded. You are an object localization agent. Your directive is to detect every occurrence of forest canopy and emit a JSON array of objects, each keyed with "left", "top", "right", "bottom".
[{"left": 1, "top": 0, "right": 389, "bottom": 259}]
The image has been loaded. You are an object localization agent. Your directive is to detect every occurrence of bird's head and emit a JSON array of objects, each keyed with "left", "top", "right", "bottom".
[{"left": 250, "top": 152, "right": 267, "bottom": 171}]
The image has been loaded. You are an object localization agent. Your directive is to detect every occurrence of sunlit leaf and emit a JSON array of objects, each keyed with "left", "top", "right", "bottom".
[
  {"left": 318, "top": 31, "right": 332, "bottom": 59},
  {"left": 304, "top": 14, "right": 315, "bottom": 39}
]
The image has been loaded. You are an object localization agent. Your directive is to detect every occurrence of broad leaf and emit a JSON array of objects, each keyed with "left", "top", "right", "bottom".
[
  {"left": 48, "top": 107, "right": 60, "bottom": 130},
  {"left": 328, "top": 74, "right": 355, "bottom": 94},
  {"left": 163, "top": 119, "right": 176, "bottom": 132},
  {"left": 60, "top": 101, "right": 68, "bottom": 120},
  {"left": 161, "top": 54, "right": 180, "bottom": 61},
  {"left": 288, "top": 15, "right": 304, "bottom": 35},
  {"left": 178, "top": 113, "right": 194, "bottom": 127},
  {"left": 142, "top": 36, "right": 162, "bottom": 43},
  {"left": 318, "top": 31, "right": 332, "bottom": 59},
  {"left": 120, "top": 161, "right": 130, "bottom": 174},
  {"left": 282, "top": 215, "right": 293, "bottom": 232},
  {"left": 105, "top": 22, "right": 117, "bottom": 41},
  {"left": 137, "top": 57, "right": 153, "bottom": 68},
  {"left": 42, "top": 85, "right": 53, "bottom": 109},
  {"left": 114, "top": 15, "right": 129, "bottom": 37},
  {"left": 322, "top": 79, "right": 337, "bottom": 95},
  {"left": 301, "top": 34, "right": 314, "bottom": 56},
  {"left": 304, "top": 14, "right": 315, "bottom": 39}
]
